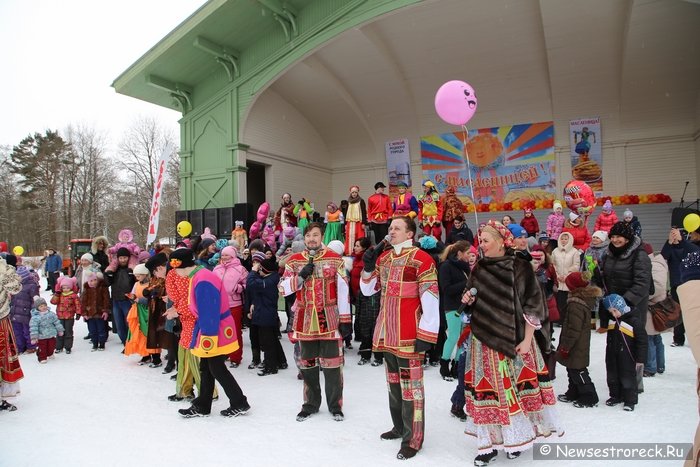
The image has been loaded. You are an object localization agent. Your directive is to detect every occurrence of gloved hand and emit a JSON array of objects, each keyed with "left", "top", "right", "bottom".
[
  {"left": 558, "top": 347, "right": 570, "bottom": 359},
  {"left": 339, "top": 323, "right": 352, "bottom": 338},
  {"left": 414, "top": 339, "right": 432, "bottom": 353},
  {"left": 299, "top": 263, "right": 315, "bottom": 280},
  {"left": 362, "top": 248, "right": 378, "bottom": 273}
]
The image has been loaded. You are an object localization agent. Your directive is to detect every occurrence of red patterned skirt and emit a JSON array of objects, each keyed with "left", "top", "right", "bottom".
[
  {"left": 464, "top": 335, "right": 563, "bottom": 454},
  {"left": 0, "top": 316, "right": 24, "bottom": 396}
]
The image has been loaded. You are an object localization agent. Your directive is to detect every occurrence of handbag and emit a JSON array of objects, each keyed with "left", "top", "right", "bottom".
[
  {"left": 546, "top": 294, "right": 560, "bottom": 322},
  {"left": 650, "top": 295, "right": 682, "bottom": 332}
]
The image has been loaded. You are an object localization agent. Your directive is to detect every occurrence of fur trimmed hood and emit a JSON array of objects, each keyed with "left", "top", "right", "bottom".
[
  {"left": 91, "top": 236, "right": 110, "bottom": 255},
  {"left": 568, "top": 285, "right": 603, "bottom": 301}
]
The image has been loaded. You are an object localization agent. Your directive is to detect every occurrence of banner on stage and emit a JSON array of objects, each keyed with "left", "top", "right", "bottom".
[
  {"left": 385, "top": 138, "right": 412, "bottom": 196},
  {"left": 569, "top": 117, "right": 602, "bottom": 195},
  {"left": 146, "top": 144, "right": 173, "bottom": 245}
]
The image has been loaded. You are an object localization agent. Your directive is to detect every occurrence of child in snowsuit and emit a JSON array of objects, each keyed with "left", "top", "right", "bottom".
[
  {"left": 601, "top": 293, "right": 647, "bottom": 411},
  {"left": 80, "top": 272, "right": 110, "bottom": 351},
  {"left": 29, "top": 297, "right": 64, "bottom": 363},
  {"left": 556, "top": 272, "right": 602, "bottom": 408},
  {"left": 50, "top": 276, "right": 81, "bottom": 354}
]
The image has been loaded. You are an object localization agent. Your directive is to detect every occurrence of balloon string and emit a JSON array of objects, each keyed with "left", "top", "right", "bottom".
[{"left": 462, "top": 124, "right": 479, "bottom": 233}]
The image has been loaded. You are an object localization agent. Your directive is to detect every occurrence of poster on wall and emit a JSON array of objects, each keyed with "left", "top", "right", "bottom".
[
  {"left": 385, "top": 138, "right": 412, "bottom": 196},
  {"left": 569, "top": 117, "right": 602, "bottom": 195},
  {"left": 420, "top": 121, "right": 556, "bottom": 207}
]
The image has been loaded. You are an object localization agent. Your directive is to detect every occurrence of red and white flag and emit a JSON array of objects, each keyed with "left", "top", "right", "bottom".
[{"left": 146, "top": 144, "right": 173, "bottom": 245}]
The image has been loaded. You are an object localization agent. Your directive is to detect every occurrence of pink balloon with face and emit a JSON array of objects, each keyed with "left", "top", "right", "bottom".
[{"left": 434, "top": 80, "right": 478, "bottom": 126}]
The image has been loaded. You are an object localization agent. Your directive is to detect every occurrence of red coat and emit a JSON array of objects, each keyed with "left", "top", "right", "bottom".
[
  {"left": 594, "top": 211, "right": 618, "bottom": 234},
  {"left": 562, "top": 221, "right": 591, "bottom": 251},
  {"left": 520, "top": 215, "right": 540, "bottom": 236},
  {"left": 50, "top": 292, "right": 82, "bottom": 319}
]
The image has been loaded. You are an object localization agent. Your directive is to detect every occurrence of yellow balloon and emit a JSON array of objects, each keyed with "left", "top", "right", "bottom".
[
  {"left": 177, "top": 221, "right": 193, "bottom": 237},
  {"left": 12, "top": 246, "right": 24, "bottom": 256},
  {"left": 683, "top": 213, "right": 700, "bottom": 233}
]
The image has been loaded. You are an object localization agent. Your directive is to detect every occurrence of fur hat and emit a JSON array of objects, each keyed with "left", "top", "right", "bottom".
[
  {"left": 565, "top": 272, "right": 589, "bottom": 291},
  {"left": 602, "top": 200, "right": 613, "bottom": 212},
  {"left": 326, "top": 240, "right": 345, "bottom": 256},
  {"left": 374, "top": 182, "right": 386, "bottom": 190},
  {"left": 33, "top": 296, "right": 47, "bottom": 308},
  {"left": 592, "top": 230, "right": 608, "bottom": 242},
  {"left": 553, "top": 201, "right": 562, "bottom": 211},
  {"left": 117, "top": 247, "right": 131, "bottom": 258},
  {"left": 610, "top": 221, "right": 634, "bottom": 241},
  {"left": 507, "top": 224, "right": 527, "bottom": 238},
  {"left": 681, "top": 251, "right": 700, "bottom": 284},
  {"left": 133, "top": 264, "right": 149, "bottom": 276},
  {"left": 169, "top": 248, "right": 195, "bottom": 269},
  {"left": 81, "top": 252, "right": 93, "bottom": 262},
  {"left": 602, "top": 294, "right": 630, "bottom": 315},
  {"left": 145, "top": 253, "right": 168, "bottom": 273},
  {"left": 569, "top": 212, "right": 580, "bottom": 222}
]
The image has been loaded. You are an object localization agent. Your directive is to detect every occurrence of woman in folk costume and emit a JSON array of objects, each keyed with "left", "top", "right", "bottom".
[
  {"left": 460, "top": 220, "right": 562, "bottom": 466},
  {"left": 124, "top": 264, "right": 160, "bottom": 366},
  {"left": 323, "top": 202, "right": 345, "bottom": 246},
  {"left": 418, "top": 180, "right": 443, "bottom": 239},
  {"left": 293, "top": 197, "right": 314, "bottom": 234},
  {"left": 274, "top": 193, "right": 297, "bottom": 244},
  {"left": 343, "top": 185, "right": 367, "bottom": 255},
  {"left": 0, "top": 257, "right": 22, "bottom": 412}
]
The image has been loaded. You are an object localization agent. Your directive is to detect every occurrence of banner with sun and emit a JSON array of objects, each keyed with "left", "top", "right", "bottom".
[{"left": 420, "top": 121, "right": 556, "bottom": 206}]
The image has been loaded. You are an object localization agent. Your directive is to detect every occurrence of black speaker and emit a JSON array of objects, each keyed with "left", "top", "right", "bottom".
[
  {"left": 671, "top": 207, "right": 699, "bottom": 229},
  {"left": 218, "top": 207, "right": 235, "bottom": 238},
  {"left": 175, "top": 210, "right": 189, "bottom": 224},
  {"left": 189, "top": 210, "right": 204, "bottom": 236},
  {"left": 204, "top": 208, "right": 219, "bottom": 236},
  {"left": 234, "top": 203, "right": 255, "bottom": 229}
]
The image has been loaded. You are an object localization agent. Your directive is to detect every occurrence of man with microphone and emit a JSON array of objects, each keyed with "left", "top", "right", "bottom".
[
  {"left": 360, "top": 216, "right": 440, "bottom": 461},
  {"left": 279, "top": 222, "right": 351, "bottom": 423}
]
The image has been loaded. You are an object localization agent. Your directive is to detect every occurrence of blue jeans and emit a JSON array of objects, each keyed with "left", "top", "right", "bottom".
[
  {"left": 87, "top": 318, "right": 107, "bottom": 345},
  {"left": 646, "top": 334, "right": 665, "bottom": 374},
  {"left": 112, "top": 300, "right": 131, "bottom": 345}
]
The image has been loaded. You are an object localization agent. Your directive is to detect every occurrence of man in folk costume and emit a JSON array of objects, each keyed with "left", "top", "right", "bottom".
[
  {"left": 367, "top": 182, "right": 393, "bottom": 244},
  {"left": 274, "top": 193, "right": 297, "bottom": 241},
  {"left": 441, "top": 185, "right": 466, "bottom": 239},
  {"left": 279, "top": 222, "right": 351, "bottom": 423},
  {"left": 342, "top": 185, "right": 367, "bottom": 255},
  {"left": 0, "top": 257, "right": 22, "bottom": 412},
  {"left": 360, "top": 216, "right": 440, "bottom": 460},
  {"left": 418, "top": 180, "right": 443, "bottom": 239},
  {"left": 392, "top": 181, "right": 419, "bottom": 219}
]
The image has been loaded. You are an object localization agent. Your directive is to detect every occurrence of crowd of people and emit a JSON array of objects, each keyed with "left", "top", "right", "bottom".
[{"left": 0, "top": 180, "right": 699, "bottom": 466}]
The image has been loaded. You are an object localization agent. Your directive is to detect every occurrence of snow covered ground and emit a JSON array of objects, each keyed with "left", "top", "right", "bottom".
[{"left": 1, "top": 280, "right": 697, "bottom": 467}]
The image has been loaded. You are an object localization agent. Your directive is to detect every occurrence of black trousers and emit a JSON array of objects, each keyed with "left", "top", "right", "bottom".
[
  {"left": 259, "top": 326, "right": 287, "bottom": 370},
  {"left": 193, "top": 354, "right": 247, "bottom": 413},
  {"left": 370, "top": 223, "right": 389, "bottom": 244}
]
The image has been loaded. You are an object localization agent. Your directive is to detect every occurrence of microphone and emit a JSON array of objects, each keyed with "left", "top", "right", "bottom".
[
  {"left": 456, "top": 287, "right": 477, "bottom": 314},
  {"left": 375, "top": 235, "right": 390, "bottom": 251},
  {"left": 307, "top": 249, "right": 317, "bottom": 264}
]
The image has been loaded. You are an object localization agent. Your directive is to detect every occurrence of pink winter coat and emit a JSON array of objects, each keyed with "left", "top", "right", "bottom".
[
  {"left": 213, "top": 258, "right": 248, "bottom": 308},
  {"left": 594, "top": 210, "right": 619, "bottom": 234},
  {"left": 546, "top": 212, "right": 565, "bottom": 241}
]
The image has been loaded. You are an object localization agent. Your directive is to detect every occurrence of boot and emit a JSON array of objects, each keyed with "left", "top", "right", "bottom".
[
  {"left": 439, "top": 359, "right": 453, "bottom": 381},
  {"left": 149, "top": 354, "right": 163, "bottom": 368},
  {"left": 247, "top": 348, "right": 261, "bottom": 369},
  {"left": 450, "top": 359, "right": 458, "bottom": 379}
]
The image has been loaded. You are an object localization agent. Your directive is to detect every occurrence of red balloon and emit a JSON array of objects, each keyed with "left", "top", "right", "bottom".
[{"left": 563, "top": 180, "right": 596, "bottom": 217}]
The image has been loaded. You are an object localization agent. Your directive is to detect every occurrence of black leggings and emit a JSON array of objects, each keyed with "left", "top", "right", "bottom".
[{"left": 193, "top": 355, "right": 247, "bottom": 413}]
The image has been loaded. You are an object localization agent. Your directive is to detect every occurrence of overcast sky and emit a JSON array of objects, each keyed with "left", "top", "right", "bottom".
[{"left": 0, "top": 0, "right": 206, "bottom": 152}]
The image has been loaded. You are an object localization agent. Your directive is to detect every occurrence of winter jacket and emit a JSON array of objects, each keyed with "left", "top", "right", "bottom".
[
  {"left": 91, "top": 236, "right": 110, "bottom": 272},
  {"left": 105, "top": 265, "right": 135, "bottom": 301},
  {"left": 661, "top": 239, "right": 700, "bottom": 288},
  {"left": 606, "top": 308, "right": 647, "bottom": 365},
  {"left": 594, "top": 211, "right": 619, "bottom": 233},
  {"left": 556, "top": 286, "right": 603, "bottom": 368},
  {"left": 584, "top": 240, "right": 609, "bottom": 268},
  {"left": 247, "top": 271, "right": 280, "bottom": 327},
  {"left": 546, "top": 212, "right": 565, "bottom": 241},
  {"left": 551, "top": 232, "right": 581, "bottom": 291},
  {"left": 213, "top": 259, "right": 248, "bottom": 308},
  {"left": 446, "top": 224, "right": 474, "bottom": 245},
  {"left": 75, "top": 264, "right": 101, "bottom": 295},
  {"left": 645, "top": 253, "right": 669, "bottom": 336},
  {"left": 520, "top": 215, "right": 540, "bottom": 237},
  {"left": 623, "top": 217, "right": 642, "bottom": 239},
  {"left": 438, "top": 255, "right": 470, "bottom": 311},
  {"left": 562, "top": 221, "right": 591, "bottom": 252},
  {"left": 44, "top": 253, "right": 62, "bottom": 274},
  {"left": 80, "top": 280, "right": 111, "bottom": 319},
  {"left": 9, "top": 266, "right": 40, "bottom": 325},
  {"left": 50, "top": 291, "right": 82, "bottom": 319},
  {"left": 29, "top": 309, "right": 64, "bottom": 340}
]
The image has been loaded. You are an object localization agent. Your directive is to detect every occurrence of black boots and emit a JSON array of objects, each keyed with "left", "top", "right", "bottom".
[{"left": 440, "top": 359, "right": 453, "bottom": 381}]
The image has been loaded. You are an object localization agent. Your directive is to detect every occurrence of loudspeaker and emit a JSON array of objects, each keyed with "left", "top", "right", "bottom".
[
  {"left": 189, "top": 210, "right": 204, "bottom": 236},
  {"left": 175, "top": 210, "right": 189, "bottom": 224},
  {"left": 218, "top": 207, "right": 235, "bottom": 238},
  {"left": 234, "top": 203, "right": 255, "bottom": 229},
  {"left": 204, "top": 208, "right": 219, "bottom": 236},
  {"left": 671, "top": 207, "right": 699, "bottom": 229}
]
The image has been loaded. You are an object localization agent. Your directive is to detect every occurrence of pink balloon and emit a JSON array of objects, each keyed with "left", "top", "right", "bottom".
[{"left": 434, "top": 80, "right": 478, "bottom": 126}]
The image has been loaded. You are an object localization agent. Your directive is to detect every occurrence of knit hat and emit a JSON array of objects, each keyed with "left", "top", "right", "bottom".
[
  {"left": 4, "top": 254, "right": 16, "bottom": 268},
  {"left": 145, "top": 253, "right": 167, "bottom": 273},
  {"left": 602, "top": 294, "right": 631, "bottom": 315},
  {"left": 602, "top": 200, "right": 613, "bottom": 212},
  {"left": 468, "top": 245, "right": 478, "bottom": 256},
  {"left": 138, "top": 251, "right": 151, "bottom": 263},
  {"left": 609, "top": 221, "right": 634, "bottom": 241},
  {"left": 117, "top": 247, "right": 131, "bottom": 258},
  {"left": 680, "top": 251, "right": 700, "bottom": 283},
  {"left": 326, "top": 240, "right": 345, "bottom": 256},
  {"left": 623, "top": 209, "right": 633, "bottom": 219},
  {"left": 133, "top": 264, "right": 149, "bottom": 276},
  {"left": 538, "top": 232, "right": 549, "bottom": 242},
  {"left": 507, "top": 224, "right": 527, "bottom": 238},
  {"left": 168, "top": 248, "right": 195, "bottom": 269},
  {"left": 592, "top": 230, "right": 608, "bottom": 242},
  {"left": 569, "top": 212, "right": 580, "bottom": 222},
  {"left": 261, "top": 257, "right": 278, "bottom": 274},
  {"left": 418, "top": 235, "right": 437, "bottom": 250},
  {"left": 530, "top": 245, "right": 545, "bottom": 261},
  {"left": 57, "top": 275, "right": 77, "bottom": 291},
  {"left": 221, "top": 246, "right": 238, "bottom": 258},
  {"left": 251, "top": 251, "right": 266, "bottom": 263},
  {"left": 81, "top": 252, "right": 93, "bottom": 262},
  {"left": 33, "top": 296, "right": 47, "bottom": 308},
  {"left": 553, "top": 201, "right": 562, "bottom": 211},
  {"left": 565, "top": 272, "right": 589, "bottom": 291}
]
